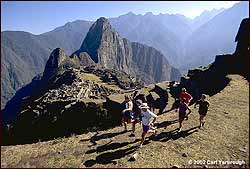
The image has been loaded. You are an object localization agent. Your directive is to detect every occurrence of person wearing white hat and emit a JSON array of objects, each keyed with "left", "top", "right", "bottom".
[{"left": 138, "top": 103, "right": 158, "bottom": 148}]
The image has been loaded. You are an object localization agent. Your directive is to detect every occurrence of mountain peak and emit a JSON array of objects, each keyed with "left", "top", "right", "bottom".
[
  {"left": 96, "top": 17, "right": 109, "bottom": 23},
  {"left": 91, "top": 17, "right": 112, "bottom": 33},
  {"left": 42, "top": 48, "right": 67, "bottom": 80},
  {"left": 126, "top": 11, "right": 136, "bottom": 16},
  {"left": 117, "top": 12, "right": 137, "bottom": 19},
  {"left": 145, "top": 12, "right": 154, "bottom": 16},
  {"left": 76, "top": 17, "right": 115, "bottom": 63},
  {"left": 74, "top": 17, "right": 112, "bottom": 58}
]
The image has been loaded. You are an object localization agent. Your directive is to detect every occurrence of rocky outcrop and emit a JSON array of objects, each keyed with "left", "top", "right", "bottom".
[
  {"left": 130, "top": 42, "right": 171, "bottom": 83},
  {"left": 74, "top": 17, "right": 181, "bottom": 83},
  {"left": 75, "top": 17, "right": 132, "bottom": 73},
  {"left": 42, "top": 48, "right": 67, "bottom": 80},
  {"left": 234, "top": 18, "right": 249, "bottom": 80},
  {"left": 3, "top": 99, "right": 122, "bottom": 145},
  {"left": 42, "top": 48, "right": 96, "bottom": 81},
  {"left": 2, "top": 67, "right": 127, "bottom": 145},
  {"left": 77, "top": 52, "right": 95, "bottom": 66}
]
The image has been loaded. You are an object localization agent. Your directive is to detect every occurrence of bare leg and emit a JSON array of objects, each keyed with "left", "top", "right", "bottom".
[
  {"left": 202, "top": 118, "right": 206, "bottom": 125},
  {"left": 123, "top": 120, "right": 127, "bottom": 131},
  {"left": 199, "top": 116, "right": 202, "bottom": 128},
  {"left": 179, "top": 119, "right": 183, "bottom": 131},
  {"left": 179, "top": 121, "right": 182, "bottom": 129},
  {"left": 201, "top": 115, "right": 206, "bottom": 126},
  {"left": 140, "top": 132, "right": 147, "bottom": 146},
  {"left": 132, "top": 122, "right": 135, "bottom": 133},
  {"left": 128, "top": 121, "right": 136, "bottom": 137}
]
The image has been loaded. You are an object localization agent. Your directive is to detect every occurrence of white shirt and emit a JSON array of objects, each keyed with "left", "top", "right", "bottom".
[
  {"left": 141, "top": 110, "right": 157, "bottom": 126},
  {"left": 125, "top": 101, "right": 133, "bottom": 110}
]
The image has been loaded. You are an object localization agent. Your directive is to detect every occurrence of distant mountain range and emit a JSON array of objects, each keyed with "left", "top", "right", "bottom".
[
  {"left": 189, "top": 8, "right": 225, "bottom": 30},
  {"left": 182, "top": 2, "right": 249, "bottom": 71},
  {"left": 1, "top": 1, "right": 248, "bottom": 108}
]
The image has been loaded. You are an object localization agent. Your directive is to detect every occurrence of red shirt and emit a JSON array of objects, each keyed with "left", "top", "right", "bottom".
[{"left": 179, "top": 92, "right": 192, "bottom": 104}]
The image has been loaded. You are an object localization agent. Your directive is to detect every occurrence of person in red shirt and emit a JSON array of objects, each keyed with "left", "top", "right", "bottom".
[{"left": 179, "top": 88, "right": 193, "bottom": 105}]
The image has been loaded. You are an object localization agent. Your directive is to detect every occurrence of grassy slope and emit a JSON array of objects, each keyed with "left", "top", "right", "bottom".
[{"left": 1, "top": 74, "right": 249, "bottom": 168}]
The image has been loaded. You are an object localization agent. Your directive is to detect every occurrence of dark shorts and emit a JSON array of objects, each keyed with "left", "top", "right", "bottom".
[
  {"left": 179, "top": 111, "right": 186, "bottom": 121},
  {"left": 123, "top": 111, "right": 134, "bottom": 118},
  {"left": 123, "top": 111, "right": 134, "bottom": 122},
  {"left": 172, "top": 100, "right": 180, "bottom": 109},
  {"left": 142, "top": 125, "right": 150, "bottom": 133},
  {"left": 133, "top": 118, "right": 141, "bottom": 124},
  {"left": 123, "top": 116, "right": 130, "bottom": 123},
  {"left": 199, "top": 111, "right": 207, "bottom": 116},
  {"left": 132, "top": 114, "right": 141, "bottom": 124}
]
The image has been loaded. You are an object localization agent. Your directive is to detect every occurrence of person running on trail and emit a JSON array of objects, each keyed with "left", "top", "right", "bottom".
[
  {"left": 129, "top": 99, "right": 143, "bottom": 137},
  {"left": 138, "top": 103, "right": 157, "bottom": 148},
  {"left": 179, "top": 88, "right": 193, "bottom": 105},
  {"left": 122, "top": 95, "right": 134, "bottom": 132},
  {"left": 178, "top": 98, "right": 191, "bottom": 132},
  {"left": 194, "top": 94, "right": 210, "bottom": 128}
]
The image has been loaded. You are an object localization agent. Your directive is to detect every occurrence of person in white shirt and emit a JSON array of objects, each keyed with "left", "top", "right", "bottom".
[{"left": 138, "top": 103, "right": 158, "bottom": 148}]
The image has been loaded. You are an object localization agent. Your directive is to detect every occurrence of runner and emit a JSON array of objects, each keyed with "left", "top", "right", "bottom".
[
  {"left": 178, "top": 98, "right": 191, "bottom": 132},
  {"left": 179, "top": 88, "right": 193, "bottom": 105},
  {"left": 194, "top": 94, "right": 210, "bottom": 128},
  {"left": 138, "top": 103, "right": 158, "bottom": 148},
  {"left": 129, "top": 99, "right": 143, "bottom": 137},
  {"left": 121, "top": 95, "right": 134, "bottom": 132}
]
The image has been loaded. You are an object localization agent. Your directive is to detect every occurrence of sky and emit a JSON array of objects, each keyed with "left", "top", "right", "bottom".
[{"left": 1, "top": 1, "right": 240, "bottom": 35}]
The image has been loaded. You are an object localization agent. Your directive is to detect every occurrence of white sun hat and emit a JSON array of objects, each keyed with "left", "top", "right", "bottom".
[{"left": 139, "top": 103, "right": 150, "bottom": 109}]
